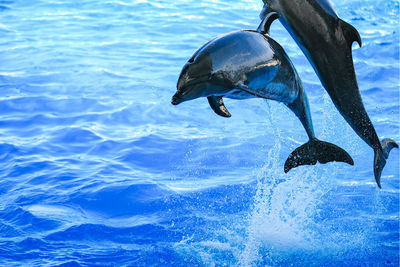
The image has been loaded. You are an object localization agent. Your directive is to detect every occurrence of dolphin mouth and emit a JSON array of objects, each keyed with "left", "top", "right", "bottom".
[
  {"left": 171, "top": 93, "right": 181, "bottom": 105},
  {"left": 171, "top": 82, "right": 200, "bottom": 105},
  {"left": 171, "top": 83, "right": 199, "bottom": 105},
  {"left": 172, "top": 76, "right": 210, "bottom": 105},
  {"left": 177, "top": 75, "right": 210, "bottom": 91}
]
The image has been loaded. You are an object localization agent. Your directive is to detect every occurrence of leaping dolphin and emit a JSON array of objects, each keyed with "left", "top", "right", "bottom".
[
  {"left": 171, "top": 17, "right": 354, "bottom": 173},
  {"left": 260, "top": 0, "right": 398, "bottom": 187}
]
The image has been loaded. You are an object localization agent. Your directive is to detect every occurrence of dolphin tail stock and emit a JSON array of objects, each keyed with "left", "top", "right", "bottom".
[
  {"left": 373, "top": 138, "right": 398, "bottom": 188},
  {"left": 284, "top": 139, "right": 354, "bottom": 173}
]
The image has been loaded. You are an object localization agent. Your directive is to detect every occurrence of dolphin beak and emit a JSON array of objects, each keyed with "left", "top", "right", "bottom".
[{"left": 171, "top": 93, "right": 182, "bottom": 105}]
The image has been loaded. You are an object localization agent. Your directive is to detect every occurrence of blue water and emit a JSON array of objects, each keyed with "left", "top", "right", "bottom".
[{"left": 0, "top": 0, "right": 399, "bottom": 266}]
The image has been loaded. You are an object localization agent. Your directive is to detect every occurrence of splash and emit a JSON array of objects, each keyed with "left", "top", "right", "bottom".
[
  {"left": 237, "top": 100, "right": 345, "bottom": 266},
  {"left": 234, "top": 95, "right": 392, "bottom": 266}
]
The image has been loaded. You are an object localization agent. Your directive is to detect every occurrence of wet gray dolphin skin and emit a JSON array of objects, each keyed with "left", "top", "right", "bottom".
[
  {"left": 171, "top": 19, "right": 354, "bottom": 172},
  {"left": 260, "top": 0, "right": 398, "bottom": 187}
]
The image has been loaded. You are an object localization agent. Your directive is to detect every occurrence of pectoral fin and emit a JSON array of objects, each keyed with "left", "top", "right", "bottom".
[
  {"left": 340, "top": 19, "right": 362, "bottom": 48},
  {"left": 207, "top": 96, "right": 231, "bottom": 118}
]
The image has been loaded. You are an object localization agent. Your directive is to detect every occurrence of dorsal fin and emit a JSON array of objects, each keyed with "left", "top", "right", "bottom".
[
  {"left": 207, "top": 96, "right": 231, "bottom": 118},
  {"left": 339, "top": 19, "right": 362, "bottom": 48},
  {"left": 257, "top": 11, "right": 279, "bottom": 34}
]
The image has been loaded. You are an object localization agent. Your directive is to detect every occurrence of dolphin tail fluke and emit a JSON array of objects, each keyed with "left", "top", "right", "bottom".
[
  {"left": 284, "top": 139, "right": 354, "bottom": 173},
  {"left": 374, "top": 139, "right": 398, "bottom": 188}
]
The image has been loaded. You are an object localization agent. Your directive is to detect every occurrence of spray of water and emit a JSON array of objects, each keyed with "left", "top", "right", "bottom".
[
  {"left": 173, "top": 96, "right": 381, "bottom": 266},
  {"left": 237, "top": 99, "right": 347, "bottom": 266}
]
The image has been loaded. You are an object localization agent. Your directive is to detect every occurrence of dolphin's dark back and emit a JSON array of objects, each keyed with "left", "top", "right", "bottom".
[
  {"left": 272, "top": 0, "right": 376, "bottom": 146},
  {"left": 198, "top": 30, "right": 300, "bottom": 97},
  {"left": 276, "top": 0, "right": 339, "bottom": 60},
  {"left": 203, "top": 31, "right": 275, "bottom": 73}
]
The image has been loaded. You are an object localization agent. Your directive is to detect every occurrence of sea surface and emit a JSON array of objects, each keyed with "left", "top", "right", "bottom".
[{"left": 0, "top": 0, "right": 399, "bottom": 266}]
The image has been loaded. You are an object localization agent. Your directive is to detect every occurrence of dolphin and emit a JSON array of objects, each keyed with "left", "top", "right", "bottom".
[
  {"left": 259, "top": 0, "right": 398, "bottom": 187},
  {"left": 171, "top": 16, "right": 354, "bottom": 173}
]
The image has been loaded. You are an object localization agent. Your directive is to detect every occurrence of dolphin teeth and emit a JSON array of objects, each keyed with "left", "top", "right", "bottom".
[{"left": 207, "top": 96, "right": 231, "bottom": 118}]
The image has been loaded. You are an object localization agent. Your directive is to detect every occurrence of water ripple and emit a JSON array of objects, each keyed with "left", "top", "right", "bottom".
[{"left": 0, "top": 0, "right": 398, "bottom": 265}]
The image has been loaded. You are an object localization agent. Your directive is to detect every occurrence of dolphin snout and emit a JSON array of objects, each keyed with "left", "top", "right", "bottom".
[
  {"left": 173, "top": 56, "right": 212, "bottom": 105},
  {"left": 171, "top": 93, "right": 182, "bottom": 105}
]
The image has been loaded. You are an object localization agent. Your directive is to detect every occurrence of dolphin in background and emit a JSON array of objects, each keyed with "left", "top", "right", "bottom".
[{"left": 260, "top": 0, "right": 398, "bottom": 187}]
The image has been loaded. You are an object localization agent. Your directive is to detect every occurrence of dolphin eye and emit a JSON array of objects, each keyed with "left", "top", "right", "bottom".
[{"left": 188, "top": 56, "right": 195, "bottom": 63}]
